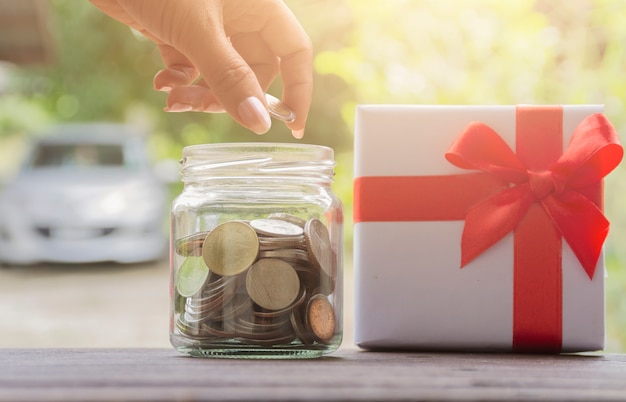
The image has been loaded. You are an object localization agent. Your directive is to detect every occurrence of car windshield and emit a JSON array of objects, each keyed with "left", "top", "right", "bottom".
[{"left": 29, "top": 144, "right": 125, "bottom": 168}]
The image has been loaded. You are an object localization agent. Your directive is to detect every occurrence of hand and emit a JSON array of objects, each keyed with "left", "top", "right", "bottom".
[{"left": 90, "top": 0, "right": 312, "bottom": 138}]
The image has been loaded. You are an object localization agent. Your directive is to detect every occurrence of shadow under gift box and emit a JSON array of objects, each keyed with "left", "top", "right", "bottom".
[{"left": 353, "top": 105, "right": 623, "bottom": 353}]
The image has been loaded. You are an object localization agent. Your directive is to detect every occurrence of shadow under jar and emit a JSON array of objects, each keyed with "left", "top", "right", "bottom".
[{"left": 170, "top": 143, "right": 343, "bottom": 359}]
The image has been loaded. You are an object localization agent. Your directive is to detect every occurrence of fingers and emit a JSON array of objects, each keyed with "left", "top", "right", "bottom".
[
  {"left": 94, "top": 0, "right": 312, "bottom": 137},
  {"left": 230, "top": 32, "right": 280, "bottom": 92},
  {"left": 180, "top": 39, "right": 274, "bottom": 134},
  {"left": 148, "top": 2, "right": 271, "bottom": 134},
  {"left": 205, "top": 46, "right": 275, "bottom": 134},
  {"left": 153, "top": 44, "right": 200, "bottom": 92},
  {"left": 203, "top": 0, "right": 312, "bottom": 137},
  {"left": 164, "top": 33, "right": 279, "bottom": 115},
  {"left": 252, "top": 0, "right": 313, "bottom": 138},
  {"left": 113, "top": 0, "right": 270, "bottom": 134},
  {"left": 164, "top": 85, "right": 225, "bottom": 113},
  {"left": 279, "top": 48, "right": 313, "bottom": 139}
]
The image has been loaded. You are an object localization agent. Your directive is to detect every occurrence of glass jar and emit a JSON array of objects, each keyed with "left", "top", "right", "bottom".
[{"left": 169, "top": 143, "right": 343, "bottom": 359}]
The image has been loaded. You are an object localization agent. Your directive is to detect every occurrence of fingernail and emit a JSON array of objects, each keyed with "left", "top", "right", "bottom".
[
  {"left": 156, "top": 86, "right": 172, "bottom": 93},
  {"left": 202, "top": 103, "right": 226, "bottom": 113},
  {"left": 292, "top": 129, "right": 304, "bottom": 139},
  {"left": 165, "top": 103, "right": 193, "bottom": 112},
  {"left": 238, "top": 96, "right": 271, "bottom": 134}
]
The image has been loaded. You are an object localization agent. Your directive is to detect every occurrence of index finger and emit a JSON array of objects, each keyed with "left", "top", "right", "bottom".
[
  {"left": 264, "top": 4, "right": 313, "bottom": 136},
  {"left": 226, "top": 0, "right": 313, "bottom": 138}
]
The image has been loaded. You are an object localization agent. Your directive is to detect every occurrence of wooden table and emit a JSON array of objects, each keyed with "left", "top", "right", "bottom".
[{"left": 1, "top": 347, "right": 625, "bottom": 401}]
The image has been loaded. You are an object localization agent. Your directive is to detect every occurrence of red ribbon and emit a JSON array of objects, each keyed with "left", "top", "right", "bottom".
[{"left": 354, "top": 106, "right": 623, "bottom": 352}]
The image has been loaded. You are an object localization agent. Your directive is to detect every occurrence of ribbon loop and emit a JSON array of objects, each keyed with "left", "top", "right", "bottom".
[
  {"left": 449, "top": 112, "right": 622, "bottom": 276},
  {"left": 445, "top": 122, "right": 527, "bottom": 184}
]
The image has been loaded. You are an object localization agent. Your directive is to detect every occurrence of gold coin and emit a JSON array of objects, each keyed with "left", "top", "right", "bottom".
[
  {"left": 304, "top": 219, "right": 333, "bottom": 277},
  {"left": 245, "top": 258, "right": 300, "bottom": 311},
  {"left": 202, "top": 221, "right": 259, "bottom": 276},
  {"left": 175, "top": 231, "right": 209, "bottom": 256},
  {"left": 265, "top": 93, "right": 296, "bottom": 123},
  {"left": 306, "top": 294, "right": 335, "bottom": 344}
]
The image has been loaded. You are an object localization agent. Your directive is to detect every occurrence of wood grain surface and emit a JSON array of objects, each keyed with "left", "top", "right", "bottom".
[{"left": 1, "top": 348, "right": 625, "bottom": 401}]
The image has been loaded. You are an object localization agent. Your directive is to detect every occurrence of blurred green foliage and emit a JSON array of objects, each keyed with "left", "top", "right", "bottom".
[{"left": 1, "top": 0, "right": 625, "bottom": 351}]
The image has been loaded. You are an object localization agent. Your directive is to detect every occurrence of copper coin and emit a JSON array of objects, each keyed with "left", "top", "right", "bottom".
[
  {"left": 245, "top": 258, "right": 300, "bottom": 311},
  {"left": 290, "top": 305, "right": 315, "bottom": 345},
  {"left": 176, "top": 316, "right": 205, "bottom": 337},
  {"left": 202, "top": 221, "right": 259, "bottom": 276},
  {"left": 211, "top": 294, "right": 253, "bottom": 322},
  {"left": 306, "top": 294, "right": 335, "bottom": 344},
  {"left": 200, "top": 321, "right": 235, "bottom": 338},
  {"left": 254, "top": 287, "right": 307, "bottom": 319}
]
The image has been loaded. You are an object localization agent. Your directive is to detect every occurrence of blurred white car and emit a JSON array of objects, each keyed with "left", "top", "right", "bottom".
[{"left": 0, "top": 123, "right": 171, "bottom": 265}]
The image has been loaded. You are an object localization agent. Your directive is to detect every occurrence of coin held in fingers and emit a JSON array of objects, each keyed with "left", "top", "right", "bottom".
[{"left": 265, "top": 93, "right": 295, "bottom": 123}]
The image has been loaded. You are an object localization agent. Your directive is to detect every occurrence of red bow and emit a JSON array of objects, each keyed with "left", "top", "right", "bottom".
[{"left": 445, "top": 113, "right": 623, "bottom": 279}]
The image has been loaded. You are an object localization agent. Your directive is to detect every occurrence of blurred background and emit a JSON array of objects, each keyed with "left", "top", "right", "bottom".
[{"left": 0, "top": 0, "right": 625, "bottom": 350}]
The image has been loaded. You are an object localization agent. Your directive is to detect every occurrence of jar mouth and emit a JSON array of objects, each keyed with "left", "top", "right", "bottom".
[{"left": 180, "top": 143, "right": 336, "bottom": 183}]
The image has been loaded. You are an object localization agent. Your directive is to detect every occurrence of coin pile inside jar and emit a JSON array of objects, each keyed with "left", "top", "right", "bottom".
[{"left": 173, "top": 214, "right": 337, "bottom": 347}]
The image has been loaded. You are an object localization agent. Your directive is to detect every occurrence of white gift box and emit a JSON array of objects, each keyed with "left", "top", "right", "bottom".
[{"left": 353, "top": 105, "right": 618, "bottom": 352}]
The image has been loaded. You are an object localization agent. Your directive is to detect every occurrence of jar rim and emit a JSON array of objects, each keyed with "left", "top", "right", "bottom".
[
  {"left": 182, "top": 142, "right": 333, "bottom": 160},
  {"left": 180, "top": 142, "right": 336, "bottom": 183}
]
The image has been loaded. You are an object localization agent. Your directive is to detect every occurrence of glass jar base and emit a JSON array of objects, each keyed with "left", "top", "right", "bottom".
[
  {"left": 172, "top": 335, "right": 340, "bottom": 359},
  {"left": 181, "top": 347, "right": 325, "bottom": 360}
]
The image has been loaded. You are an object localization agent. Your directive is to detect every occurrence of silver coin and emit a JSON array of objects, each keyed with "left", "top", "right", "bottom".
[
  {"left": 259, "top": 236, "right": 306, "bottom": 251},
  {"left": 304, "top": 219, "right": 333, "bottom": 277},
  {"left": 267, "top": 213, "right": 307, "bottom": 228},
  {"left": 250, "top": 218, "right": 304, "bottom": 237},
  {"left": 265, "top": 93, "right": 295, "bottom": 123},
  {"left": 258, "top": 249, "right": 310, "bottom": 264}
]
